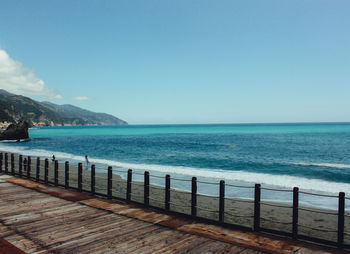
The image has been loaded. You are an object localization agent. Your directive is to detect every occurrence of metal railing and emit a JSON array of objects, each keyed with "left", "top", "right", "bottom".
[{"left": 0, "top": 151, "right": 348, "bottom": 250}]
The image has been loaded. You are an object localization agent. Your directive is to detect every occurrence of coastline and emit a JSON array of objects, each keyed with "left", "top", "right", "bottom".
[{"left": 1, "top": 151, "right": 349, "bottom": 245}]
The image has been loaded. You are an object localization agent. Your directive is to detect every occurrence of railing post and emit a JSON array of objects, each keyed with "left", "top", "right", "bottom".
[
  {"left": 23, "top": 158, "right": 27, "bottom": 177},
  {"left": 126, "top": 169, "right": 132, "bottom": 202},
  {"left": 254, "top": 184, "right": 261, "bottom": 231},
  {"left": 44, "top": 159, "right": 49, "bottom": 184},
  {"left": 293, "top": 187, "right": 299, "bottom": 239},
  {"left": 191, "top": 177, "right": 197, "bottom": 217},
  {"left": 65, "top": 161, "right": 69, "bottom": 189},
  {"left": 19, "top": 155, "right": 23, "bottom": 177},
  {"left": 338, "top": 192, "right": 345, "bottom": 248},
  {"left": 91, "top": 164, "right": 95, "bottom": 194},
  {"left": 107, "top": 166, "right": 112, "bottom": 199},
  {"left": 54, "top": 160, "right": 58, "bottom": 186},
  {"left": 36, "top": 157, "right": 40, "bottom": 181},
  {"left": 11, "top": 153, "right": 15, "bottom": 175},
  {"left": 78, "top": 163, "right": 83, "bottom": 192},
  {"left": 0, "top": 152, "right": 3, "bottom": 173},
  {"left": 219, "top": 180, "right": 225, "bottom": 223},
  {"left": 165, "top": 174, "right": 170, "bottom": 211},
  {"left": 5, "top": 153, "right": 8, "bottom": 174},
  {"left": 27, "top": 156, "right": 31, "bottom": 179},
  {"left": 144, "top": 171, "right": 149, "bottom": 207}
]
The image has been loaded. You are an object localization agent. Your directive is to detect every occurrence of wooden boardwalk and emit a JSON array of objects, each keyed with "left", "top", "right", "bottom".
[
  {"left": 0, "top": 177, "right": 262, "bottom": 253},
  {"left": 0, "top": 176, "right": 346, "bottom": 254}
]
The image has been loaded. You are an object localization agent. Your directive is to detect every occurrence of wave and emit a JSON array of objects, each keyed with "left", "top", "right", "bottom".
[
  {"left": 0, "top": 144, "right": 86, "bottom": 163},
  {"left": 94, "top": 160, "right": 350, "bottom": 194},
  {"left": 1, "top": 144, "right": 350, "bottom": 195},
  {"left": 291, "top": 161, "right": 350, "bottom": 169}
]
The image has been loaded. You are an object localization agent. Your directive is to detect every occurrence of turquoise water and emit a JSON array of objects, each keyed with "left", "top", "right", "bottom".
[
  {"left": 28, "top": 123, "right": 350, "bottom": 136},
  {"left": 1, "top": 123, "right": 350, "bottom": 209}
]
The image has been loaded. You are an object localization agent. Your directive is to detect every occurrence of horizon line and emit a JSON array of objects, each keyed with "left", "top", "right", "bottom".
[{"left": 32, "top": 121, "right": 350, "bottom": 127}]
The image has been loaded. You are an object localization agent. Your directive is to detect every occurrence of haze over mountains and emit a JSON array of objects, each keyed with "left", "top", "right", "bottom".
[{"left": 0, "top": 89, "right": 127, "bottom": 126}]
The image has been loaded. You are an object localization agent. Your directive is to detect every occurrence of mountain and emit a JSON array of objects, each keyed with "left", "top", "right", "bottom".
[
  {"left": 0, "top": 89, "right": 14, "bottom": 99},
  {"left": 0, "top": 95, "right": 63, "bottom": 125},
  {"left": 0, "top": 90, "right": 127, "bottom": 126},
  {"left": 41, "top": 102, "right": 127, "bottom": 126}
]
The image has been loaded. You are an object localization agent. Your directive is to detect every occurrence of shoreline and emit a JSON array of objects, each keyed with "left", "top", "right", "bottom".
[
  {"left": 1, "top": 151, "right": 349, "bottom": 245},
  {"left": 1, "top": 140, "right": 349, "bottom": 202},
  {"left": 1, "top": 145, "right": 348, "bottom": 207},
  {"left": 2, "top": 151, "right": 346, "bottom": 212}
]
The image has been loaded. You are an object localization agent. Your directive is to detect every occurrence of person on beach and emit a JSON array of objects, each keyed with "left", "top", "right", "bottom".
[
  {"left": 85, "top": 155, "right": 89, "bottom": 170},
  {"left": 52, "top": 155, "right": 55, "bottom": 162}
]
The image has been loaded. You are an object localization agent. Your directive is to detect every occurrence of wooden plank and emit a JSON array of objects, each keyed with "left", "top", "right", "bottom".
[
  {"left": 0, "top": 224, "right": 46, "bottom": 253},
  {"left": 0, "top": 188, "right": 44, "bottom": 198},
  {"left": 178, "top": 223, "right": 299, "bottom": 254},
  {"left": 77, "top": 227, "right": 159, "bottom": 252},
  {"left": 37, "top": 214, "right": 134, "bottom": 246},
  {"left": 155, "top": 234, "right": 204, "bottom": 254},
  {"left": 16, "top": 210, "right": 111, "bottom": 241},
  {"left": 114, "top": 227, "right": 170, "bottom": 251},
  {"left": 0, "top": 179, "right": 270, "bottom": 253},
  {"left": 0, "top": 202, "right": 67, "bottom": 219},
  {"left": 4, "top": 177, "right": 93, "bottom": 202},
  {"left": 126, "top": 229, "right": 192, "bottom": 254},
  {"left": 9, "top": 204, "right": 101, "bottom": 233},
  {"left": 0, "top": 186, "right": 64, "bottom": 201},
  {"left": 174, "top": 237, "right": 214, "bottom": 253},
  {"left": 0, "top": 224, "right": 14, "bottom": 237},
  {"left": 127, "top": 229, "right": 185, "bottom": 253},
  {"left": 47, "top": 222, "right": 157, "bottom": 252},
  {"left": 239, "top": 250, "right": 266, "bottom": 254},
  {"left": 75, "top": 226, "right": 168, "bottom": 253},
  {"left": 127, "top": 229, "right": 207, "bottom": 254},
  {"left": 1, "top": 235, "right": 45, "bottom": 254},
  {"left": 3, "top": 203, "right": 81, "bottom": 227},
  {"left": 0, "top": 186, "right": 31, "bottom": 194},
  {"left": 80, "top": 198, "right": 134, "bottom": 213},
  {"left": 0, "top": 196, "right": 70, "bottom": 217},
  {"left": 184, "top": 240, "right": 245, "bottom": 254},
  {"left": 180, "top": 239, "right": 231, "bottom": 254},
  {"left": 80, "top": 198, "right": 172, "bottom": 224},
  {"left": 0, "top": 192, "right": 51, "bottom": 204},
  {"left": 0, "top": 181, "right": 20, "bottom": 187},
  {"left": 158, "top": 216, "right": 194, "bottom": 229}
]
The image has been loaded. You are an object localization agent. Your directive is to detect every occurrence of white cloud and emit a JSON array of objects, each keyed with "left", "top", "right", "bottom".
[
  {"left": 73, "top": 96, "right": 89, "bottom": 101},
  {"left": 0, "top": 49, "right": 62, "bottom": 99}
]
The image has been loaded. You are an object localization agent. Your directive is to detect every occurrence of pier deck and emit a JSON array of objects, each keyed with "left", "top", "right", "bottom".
[{"left": 0, "top": 175, "right": 345, "bottom": 254}]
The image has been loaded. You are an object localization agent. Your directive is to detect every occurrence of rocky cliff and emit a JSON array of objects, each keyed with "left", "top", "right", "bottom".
[
  {"left": 0, "top": 120, "right": 29, "bottom": 141},
  {"left": 0, "top": 89, "right": 127, "bottom": 126}
]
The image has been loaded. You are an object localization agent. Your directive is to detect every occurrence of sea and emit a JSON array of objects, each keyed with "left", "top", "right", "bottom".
[{"left": 1, "top": 123, "right": 350, "bottom": 210}]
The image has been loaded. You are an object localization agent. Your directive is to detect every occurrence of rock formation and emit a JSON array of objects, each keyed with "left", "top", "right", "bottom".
[
  {"left": 0, "top": 89, "right": 128, "bottom": 126},
  {"left": 0, "top": 120, "right": 30, "bottom": 141}
]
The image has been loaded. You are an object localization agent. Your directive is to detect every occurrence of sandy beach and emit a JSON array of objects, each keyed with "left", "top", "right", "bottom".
[{"left": 1, "top": 151, "right": 349, "bottom": 245}]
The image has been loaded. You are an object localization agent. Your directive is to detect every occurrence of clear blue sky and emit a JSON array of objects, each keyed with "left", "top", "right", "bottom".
[{"left": 0, "top": 0, "right": 349, "bottom": 124}]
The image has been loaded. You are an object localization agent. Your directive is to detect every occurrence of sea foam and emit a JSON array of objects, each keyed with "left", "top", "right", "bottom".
[{"left": 292, "top": 161, "right": 350, "bottom": 169}]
